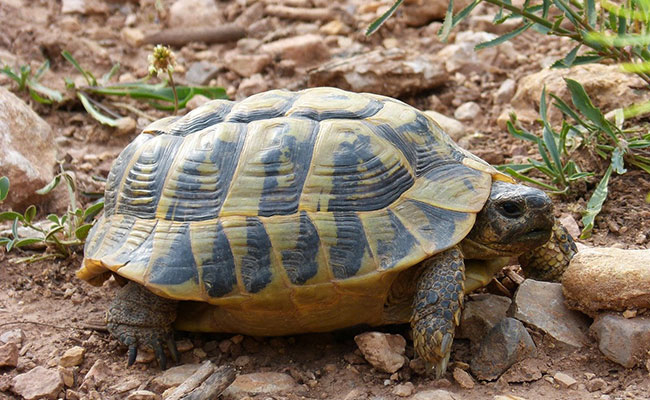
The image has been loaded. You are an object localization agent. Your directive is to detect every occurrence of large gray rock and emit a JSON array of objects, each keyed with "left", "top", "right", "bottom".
[
  {"left": 562, "top": 247, "right": 650, "bottom": 316},
  {"left": 470, "top": 317, "right": 536, "bottom": 381},
  {"left": 591, "top": 313, "right": 650, "bottom": 368},
  {"left": 510, "top": 279, "right": 590, "bottom": 347},
  {"left": 0, "top": 87, "right": 57, "bottom": 210},
  {"left": 457, "top": 293, "right": 512, "bottom": 344},
  {"left": 309, "top": 48, "right": 448, "bottom": 98},
  {"left": 11, "top": 366, "right": 63, "bottom": 400}
]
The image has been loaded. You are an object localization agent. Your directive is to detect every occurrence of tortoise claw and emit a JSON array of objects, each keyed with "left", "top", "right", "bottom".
[
  {"left": 167, "top": 337, "right": 180, "bottom": 363},
  {"left": 127, "top": 345, "right": 138, "bottom": 367},
  {"left": 152, "top": 340, "right": 168, "bottom": 370}
]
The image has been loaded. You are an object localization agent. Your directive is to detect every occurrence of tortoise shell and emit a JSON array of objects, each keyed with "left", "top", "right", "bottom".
[{"left": 78, "top": 87, "right": 509, "bottom": 335}]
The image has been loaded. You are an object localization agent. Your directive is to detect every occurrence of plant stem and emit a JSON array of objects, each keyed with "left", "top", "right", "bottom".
[{"left": 167, "top": 69, "right": 178, "bottom": 115}]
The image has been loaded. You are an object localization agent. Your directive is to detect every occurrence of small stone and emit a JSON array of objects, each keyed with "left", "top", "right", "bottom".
[
  {"left": 0, "top": 329, "right": 25, "bottom": 347},
  {"left": 354, "top": 332, "right": 406, "bottom": 373},
  {"left": 559, "top": 214, "right": 581, "bottom": 239},
  {"left": 453, "top": 367, "right": 475, "bottom": 389},
  {"left": 234, "top": 355, "right": 252, "bottom": 368},
  {"left": 511, "top": 280, "right": 590, "bottom": 347},
  {"left": 343, "top": 352, "right": 366, "bottom": 365},
  {"left": 111, "top": 378, "right": 141, "bottom": 394},
  {"left": 221, "top": 372, "right": 296, "bottom": 399},
  {"left": 121, "top": 27, "right": 144, "bottom": 47},
  {"left": 470, "top": 317, "right": 537, "bottom": 381},
  {"left": 127, "top": 390, "right": 161, "bottom": 400},
  {"left": 553, "top": 372, "right": 577, "bottom": 389},
  {"left": 193, "top": 348, "right": 207, "bottom": 359},
  {"left": 58, "top": 366, "right": 75, "bottom": 387},
  {"left": 424, "top": 110, "right": 467, "bottom": 142},
  {"left": 494, "top": 79, "right": 516, "bottom": 104},
  {"left": 261, "top": 34, "right": 330, "bottom": 67},
  {"left": 185, "top": 62, "right": 220, "bottom": 86},
  {"left": 185, "top": 94, "right": 211, "bottom": 110},
  {"left": 343, "top": 388, "right": 365, "bottom": 400},
  {"left": 169, "top": 0, "right": 222, "bottom": 27},
  {"left": 392, "top": 382, "right": 415, "bottom": 397},
  {"left": 454, "top": 102, "right": 481, "bottom": 121},
  {"left": 320, "top": 19, "right": 350, "bottom": 35},
  {"left": 591, "top": 313, "right": 650, "bottom": 368},
  {"left": 409, "top": 358, "right": 426, "bottom": 375},
  {"left": 237, "top": 74, "right": 269, "bottom": 98},
  {"left": 11, "top": 366, "right": 64, "bottom": 400},
  {"left": 82, "top": 359, "right": 111, "bottom": 388},
  {"left": 219, "top": 339, "right": 232, "bottom": 353},
  {"left": 226, "top": 53, "right": 272, "bottom": 78},
  {"left": 411, "top": 389, "right": 457, "bottom": 400},
  {"left": 0, "top": 342, "right": 19, "bottom": 367},
  {"left": 115, "top": 117, "right": 137, "bottom": 136},
  {"left": 586, "top": 378, "right": 607, "bottom": 392},
  {"left": 135, "top": 350, "right": 155, "bottom": 364},
  {"left": 457, "top": 293, "right": 512, "bottom": 344},
  {"left": 500, "top": 358, "right": 544, "bottom": 383},
  {"left": 323, "top": 363, "right": 337, "bottom": 373},
  {"left": 59, "top": 346, "right": 85, "bottom": 367},
  {"left": 152, "top": 363, "right": 202, "bottom": 391}
]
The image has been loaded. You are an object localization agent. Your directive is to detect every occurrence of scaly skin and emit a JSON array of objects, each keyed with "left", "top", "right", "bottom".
[
  {"left": 410, "top": 247, "right": 465, "bottom": 378},
  {"left": 107, "top": 282, "right": 179, "bottom": 369},
  {"left": 519, "top": 223, "right": 577, "bottom": 282}
]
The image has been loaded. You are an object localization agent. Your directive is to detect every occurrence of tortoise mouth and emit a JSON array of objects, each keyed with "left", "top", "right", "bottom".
[{"left": 518, "top": 228, "right": 552, "bottom": 244}]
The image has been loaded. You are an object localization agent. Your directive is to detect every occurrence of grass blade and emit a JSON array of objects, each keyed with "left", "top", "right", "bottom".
[
  {"left": 439, "top": 0, "right": 455, "bottom": 42},
  {"left": 0, "top": 176, "right": 8, "bottom": 202},
  {"left": 475, "top": 22, "right": 532, "bottom": 49},
  {"left": 366, "top": 0, "right": 404, "bottom": 36},
  {"left": 77, "top": 92, "right": 119, "bottom": 127},
  {"left": 564, "top": 78, "right": 618, "bottom": 142},
  {"left": 580, "top": 164, "right": 613, "bottom": 238}
]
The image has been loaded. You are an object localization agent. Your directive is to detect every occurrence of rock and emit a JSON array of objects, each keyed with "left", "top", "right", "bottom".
[
  {"left": 237, "top": 74, "right": 269, "bottom": 99},
  {"left": 0, "top": 87, "right": 57, "bottom": 210},
  {"left": 111, "top": 378, "right": 141, "bottom": 394},
  {"left": 558, "top": 214, "right": 581, "bottom": 239},
  {"left": 11, "top": 366, "right": 64, "bottom": 400},
  {"left": 454, "top": 101, "right": 481, "bottom": 121},
  {"left": 354, "top": 332, "right": 406, "bottom": 373},
  {"left": 494, "top": 79, "right": 516, "bottom": 104},
  {"left": 61, "top": 0, "right": 108, "bottom": 14},
  {"left": 82, "top": 359, "right": 111, "bottom": 388},
  {"left": 310, "top": 48, "right": 448, "bottom": 98},
  {"left": 0, "top": 329, "right": 24, "bottom": 347},
  {"left": 320, "top": 19, "right": 351, "bottom": 35},
  {"left": 512, "top": 64, "right": 650, "bottom": 124},
  {"left": 586, "top": 378, "right": 607, "bottom": 392},
  {"left": 152, "top": 363, "right": 202, "bottom": 391},
  {"left": 165, "top": 362, "right": 235, "bottom": 400},
  {"left": 424, "top": 111, "right": 467, "bottom": 142},
  {"left": 411, "top": 389, "right": 457, "bottom": 400},
  {"left": 225, "top": 53, "right": 272, "bottom": 78},
  {"left": 436, "top": 31, "right": 515, "bottom": 75},
  {"left": 453, "top": 367, "right": 475, "bottom": 389},
  {"left": 127, "top": 390, "right": 161, "bottom": 400},
  {"left": 185, "top": 61, "right": 220, "bottom": 86},
  {"left": 59, "top": 346, "right": 85, "bottom": 367},
  {"left": 510, "top": 280, "right": 590, "bottom": 347},
  {"left": 591, "top": 313, "right": 650, "bottom": 368},
  {"left": 121, "top": 27, "right": 144, "bottom": 47},
  {"left": 553, "top": 371, "right": 577, "bottom": 389},
  {"left": 0, "top": 342, "right": 18, "bottom": 367},
  {"left": 260, "top": 34, "right": 330, "bottom": 67},
  {"left": 470, "top": 317, "right": 536, "bottom": 381},
  {"left": 221, "top": 372, "right": 297, "bottom": 400},
  {"left": 402, "top": 0, "right": 473, "bottom": 26},
  {"left": 457, "top": 294, "right": 512, "bottom": 343},
  {"left": 169, "top": 0, "right": 222, "bottom": 28},
  {"left": 185, "top": 95, "right": 211, "bottom": 111},
  {"left": 562, "top": 247, "right": 650, "bottom": 316},
  {"left": 234, "top": 355, "right": 252, "bottom": 368},
  {"left": 500, "top": 358, "right": 544, "bottom": 383},
  {"left": 58, "top": 367, "right": 75, "bottom": 387},
  {"left": 234, "top": 1, "right": 264, "bottom": 27},
  {"left": 392, "top": 382, "right": 415, "bottom": 397}
]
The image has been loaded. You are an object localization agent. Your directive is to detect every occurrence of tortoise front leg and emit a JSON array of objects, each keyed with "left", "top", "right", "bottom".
[
  {"left": 519, "top": 221, "right": 577, "bottom": 282},
  {"left": 411, "top": 246, "right": 465, "bottom": 378},
  {"left": 107, "top": 281, "right": 180, "bottom": 369}
]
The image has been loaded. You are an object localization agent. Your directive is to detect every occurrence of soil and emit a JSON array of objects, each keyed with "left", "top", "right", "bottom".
[{"left": 1, "top": 1, "right": 649, "bottom": 399}]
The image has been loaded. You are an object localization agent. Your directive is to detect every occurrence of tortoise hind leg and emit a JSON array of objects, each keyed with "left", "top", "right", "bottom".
[
  {"left": 107, "top": 281, "right": 180, "bottom": 369},
  {"left": 411, "top": 247, "right": 465, "bottom": 378}
]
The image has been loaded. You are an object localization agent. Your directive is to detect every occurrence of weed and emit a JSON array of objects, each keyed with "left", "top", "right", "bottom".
[{"left": 1, "top": 61, "right": 63, "bottom": 104}]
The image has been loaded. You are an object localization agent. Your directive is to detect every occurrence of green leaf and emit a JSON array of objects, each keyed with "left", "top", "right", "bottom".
[
  {"left": 77, "top": 92, "right": 119, "bottom": 127},
  {"left": 550, "top": 44, "right": 580, "bottom": 68},
  {"left": 439, "top": 0, "right": 455, "bottom": 42},
  {"left": 581, "top": 164, "right": 613, "bottom": 238},
  {"left": 26, "top": 79, "right": 63, "bottom": 103},
  {"left": 36, "top": 175, "right": 61, "bottom": 195},
  {"left": 82, "top": 201, "right": 104, "bottom": 221},
  {"left": 101, "top": 63, "right": 121, "bottom": 86},
  {"left": 0, "top": 176, "right": 9, "bottom": 202},
  {"left": 14, "top": 238, "right": 44, "bottom": 248},
  {"left": 62, "top": 51, "right": 97, "bottom": 86},
  {"left": 24, "top": 205, "right": 36, "bottom": 223},
  {"left": 74, "top": 224, "right": 94, "bottom": 241},
  {"left": 47, "top": 214, "right": 61, "bottom": 225},
  {"left": 506, "top": 119, "right": 539, "bottom": 142},
  {"left": 503, "top": 167, "right": 563, "bottom": 192},
  {"left": 564, "top": 78, "right": 618, "bottom": 142},
  {"left": 6, "top": 238, "right": 16, "bottom": 252},
  {"left": 1, "top": 65, "right": 22, "bottom": 85},
  {"left": 0, "top": 211, "right": 24, "bottom": 222},
  {"left": 586, "top": 0, "right": 596, "bottom": 27},
  {"left": 33, "top": 60, "right": 50, "bottom": 80},
  {"left": 611, "top": 146, "right": 627, "bottom": 174},
  {"left": 45, "top": 225, "right": 65, "bottom": 240},
  {"left": 475, "top": 22, "right": 532, "bottom": 50},
  {"left": 366, "top": 0, "right": 403, "bottom": 36}
]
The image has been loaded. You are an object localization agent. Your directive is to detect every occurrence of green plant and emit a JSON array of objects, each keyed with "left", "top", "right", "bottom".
[
  {"left": 0, "top": 167, "right": 104, "bottom": 261},
  {"left": 1, "top": 61, "right": 63, "bottom": 104}
]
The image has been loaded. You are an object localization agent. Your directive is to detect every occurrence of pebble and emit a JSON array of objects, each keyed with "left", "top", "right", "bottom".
[
  {"left": 82, "top": 359, "right": 111, "bottom": 389},
  {"left": 221, "top": 372, "right": 296, "bottom": 399},
  {"left": 58, "top": 366, "right": 75, "bottom": 387},
  {"left": 392, "top": 382, "right": 414, "bottom": 397},
  {"left": 0, "top": 329, "right": 25, "bottom": 347},
  {"left": 115, "top": 116, "right": 137, "bottom": 136},
  {"left": 59, "top": 346, "right": 85, "bottom": 367},
  {"left": 127, "top": 390, "right": 161, "bottom": 400},
  {"left": 470, "top": 317, "right": 537, "bottom": 381},
  {"left": 453, "top": 367, "right": 475, "bottom": 389},
  {"left": 185, "top": 61, "right": 220, "bottom": 86},
  {"left": 424, "top": 110, "right": 467, "bottom": 142},
  {"left": 226, "top": 53, "right": 272, "bottom": 78},
  {"left": 152, "top": 363, "right": 202, "bottom": 390},
  {"left": 260, "top": 34, "right": 330, "bottom": 67},
  {"left": 553, "top": 371, "right": 577, "bottom": 389},
  {"left": 234, "top": 355, "right": 252, "bottom": 368},
  {"left": 511, "top": 280, "right": 590, "bottom": 347},
  {"left": 586, "top": 378, "right": 607, "bottom": 392},
  {"left": 500, "top": 358, "right": 543, "bottom": 383},
  {"left": 454, "top": 101, "right": 481, "bottom": 121},
  {"left": 354, "top": 332, "right": 407, "bottom": 373},
  {"left": 411, "top": 389, "right": 457, "bottom": 400},
  {"left": 168, "top": 0, "right": 222, "bottom": 27},
  {"left": 494, "top": 79, "right": 516, "bottom": 104},
  {"left": 457, "top": 293, "right": 511, "bottom": 344},
  {"left": 0, "top": 342, "right": 19, "bottom": 367},
  {"left": 591, "top": 313, "right": 650, "bottom": 368},
  {"left": 237, "top": 74, "right": 269, "bottom": 98},
  {"left": 11, "top": 366, "right": 64, "bottom": 400}
]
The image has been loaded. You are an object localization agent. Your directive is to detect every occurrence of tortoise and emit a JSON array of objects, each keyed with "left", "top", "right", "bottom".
[{"left": 77, "top": 87, "right": 576, "bottom": 377}]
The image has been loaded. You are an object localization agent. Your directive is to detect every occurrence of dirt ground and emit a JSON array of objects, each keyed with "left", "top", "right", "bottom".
[{"left": 1, "top": 0, "right": 649, "bottom": 399}]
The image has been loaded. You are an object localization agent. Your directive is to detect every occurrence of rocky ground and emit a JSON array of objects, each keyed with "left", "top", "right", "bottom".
[{"left": 1, "top": 0, "right": 650, "bottom": 399}]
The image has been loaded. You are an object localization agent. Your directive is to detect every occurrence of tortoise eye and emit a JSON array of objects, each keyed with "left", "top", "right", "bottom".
[{"left": 500, "top": 201, "right": 524, "bottom": 218}]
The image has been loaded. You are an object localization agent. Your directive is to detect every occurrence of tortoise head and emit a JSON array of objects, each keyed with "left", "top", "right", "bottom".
[{"left": 462, "top": 181, "right": 554, "bottom": 258}]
